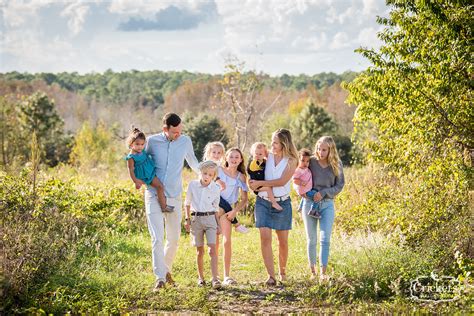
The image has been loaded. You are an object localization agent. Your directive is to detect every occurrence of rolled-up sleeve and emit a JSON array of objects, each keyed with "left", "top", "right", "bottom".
[{"left": 185, "top": 138, "right": 199, "bottom": 174}]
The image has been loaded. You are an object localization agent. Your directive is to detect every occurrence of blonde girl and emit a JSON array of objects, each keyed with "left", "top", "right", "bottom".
[
  {"left": 203, "top": 141, "right": 226, "bottom": 166},
  {"left": 204, "top": 142, "right": 249, "bottom": 234},
  {"left": 301, "top": 136, "right": 344, "bottom": 280},
  {"left": 217, "top": 147, "right": 249, "bottom": 285}
]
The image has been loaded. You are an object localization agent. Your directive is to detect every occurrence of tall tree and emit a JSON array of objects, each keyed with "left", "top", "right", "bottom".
[
  {"left": 344, "top": 1, "right": 472, "bottom": 254},
  {"left": 345, "top": 1, "right": 473, "bottom": 170},
  {"left": 17, "top": 92, "right": 70, "bottom": 167},
  {"left": 217, "top": 57, "right": 281, "bottom": 151},
  {"left": 291, "top": 99, "right": 338, "bottom": 150},
  {"left": 183, "top": 113, "right": 229, "bottom": 161}
]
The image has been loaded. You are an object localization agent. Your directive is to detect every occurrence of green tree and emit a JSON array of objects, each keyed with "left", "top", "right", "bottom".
[
  {"left": 0, "top": 96, "right": 27, "bottom": 170},
  {"left": 183, "top": 113, "right": 229, "bottom": 161},
  {"left": 291, "top": 99, "right": 338, "bottom": 150},
  {"left": 344, "top": 1, "right": 472, "bottom": 257},
  {"left": 17, "top": 92, "right": 70, "bottom": 167}
]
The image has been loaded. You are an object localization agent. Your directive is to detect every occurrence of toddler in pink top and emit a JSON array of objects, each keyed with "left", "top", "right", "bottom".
[{"left": 293, "top": 148, "right": 321, "bottom": 219}]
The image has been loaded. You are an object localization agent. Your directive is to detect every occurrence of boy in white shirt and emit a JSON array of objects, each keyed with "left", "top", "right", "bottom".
[{"left": 184, "top": 161, "right": 222, "bottom": 288}]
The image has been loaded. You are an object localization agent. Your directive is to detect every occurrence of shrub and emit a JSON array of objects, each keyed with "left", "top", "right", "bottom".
[
  {"left": 70, "top": 120, "right": 120, "bottom": 169},
  {"left": 1, "top": 170, "right": 144, "bottom": 310}
]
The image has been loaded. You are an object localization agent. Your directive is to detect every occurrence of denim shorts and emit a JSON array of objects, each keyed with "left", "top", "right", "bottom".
[{"left": 255, "top": 196, "right": 292, "bottom": 230}]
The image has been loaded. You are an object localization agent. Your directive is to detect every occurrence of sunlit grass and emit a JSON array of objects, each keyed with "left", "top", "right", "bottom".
[
  {"left": 22, "top": 223, "right": 469, "bottom": 314},
  {"left": 10, "top": 166, "right": 470, "bottom": 314}
]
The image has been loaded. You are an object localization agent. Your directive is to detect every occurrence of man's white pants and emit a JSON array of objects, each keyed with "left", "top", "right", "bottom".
[{"left": 145, "top": 190, "right": 182, "bottom": 282}]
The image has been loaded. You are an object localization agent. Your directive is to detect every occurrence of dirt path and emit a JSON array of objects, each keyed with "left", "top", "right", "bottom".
[{"left": 206, "top": 281, "right": 323, "bottom": 314}]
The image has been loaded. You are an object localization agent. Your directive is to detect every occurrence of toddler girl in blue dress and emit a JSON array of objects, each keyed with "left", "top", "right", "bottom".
[{"left": 126, "top": 128, "right": 173, "bottom": 212}]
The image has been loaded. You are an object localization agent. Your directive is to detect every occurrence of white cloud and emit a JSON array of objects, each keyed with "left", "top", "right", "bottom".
[
  {"left": 107, "top": 0, "right": 207, "bottom": 15},
  {"left": 330, "top": 31, "right": 350, "bottom": 50},
  {"left": 362, "top": 0, "right": 380, "bottom": 15},
  {"left": 1, "top": 0, "right": 389, "bottom": 75},
  {"left": 291, "top": 32, "right": 328, "bottom": 52},
  {"left": 60, "top": 2, "right": 90, "bottom": 36},
  {"left": 357, "top": 26, "right": 383, "bottom": 48},
  {"left": 2, "top": 0, "right": 55, "bottom": 27}
]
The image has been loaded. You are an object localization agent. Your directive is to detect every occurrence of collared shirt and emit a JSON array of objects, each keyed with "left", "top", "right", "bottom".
[
  {"left": 185, "top": 180, "right": 221, "bottom": 213},
  {"left": 145, "top": 132, "right": 199, "bottom": 198}
]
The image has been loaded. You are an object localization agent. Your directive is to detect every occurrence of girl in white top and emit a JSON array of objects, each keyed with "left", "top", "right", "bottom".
[
  {"left": 216, "top": 147, "right": 249, "bottom": 285},
  {"left": 203, "top": 142, "right": 249, "bottom": 234}
]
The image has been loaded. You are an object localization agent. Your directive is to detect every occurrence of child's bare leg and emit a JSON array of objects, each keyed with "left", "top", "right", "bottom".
[
  {"left": 151, "top": 177, "right": 168, "bottom": 211},
  {"left": 208, "top": 244, "right": 218, "bottom": 280},
  {"left": 261, "top": 187, "right": 283, "bottom": 210},
  {"left": 196, "top": 246, "right": 205, "bottom": 281},
  {"left": 215, "top": 208, "right": 225, "bottom": 257}
]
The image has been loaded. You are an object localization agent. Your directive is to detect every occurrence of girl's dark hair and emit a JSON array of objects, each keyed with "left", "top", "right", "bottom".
[
  {"left": 127, "top": 127, "right": 146, "bottom": 148},
  {"left": 299, "top": 148, "right": 312, "bottom": 157}
]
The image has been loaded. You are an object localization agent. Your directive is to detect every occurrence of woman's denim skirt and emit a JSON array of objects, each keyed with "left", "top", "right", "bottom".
[{"left": 255, "top": 196, "right": 292, "bottom": 230}]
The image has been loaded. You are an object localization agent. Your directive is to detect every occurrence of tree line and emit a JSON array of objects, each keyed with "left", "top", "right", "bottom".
[{"left": 0, "top": 70, "right": 357, "bottom": 109}]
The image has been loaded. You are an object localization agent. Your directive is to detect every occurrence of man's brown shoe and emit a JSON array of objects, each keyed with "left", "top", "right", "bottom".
[
  {"left": 166, "top": 272, "right": 175, "bottom": 285},
  {"left": 153, "top": 280, "right": 165, "bottom": 292}
]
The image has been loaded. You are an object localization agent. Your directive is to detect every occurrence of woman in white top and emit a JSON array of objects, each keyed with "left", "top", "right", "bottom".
[{"left": 249, "top": 129, "right": 298, "bottom": 286}]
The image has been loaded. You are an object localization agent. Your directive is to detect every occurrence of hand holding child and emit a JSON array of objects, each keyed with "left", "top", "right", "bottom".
[
  {"left": 249, "top": 179, "right": 261, "bottom": 191},
  {"left": 216, "top": 178, "right": 226, "bottom": 191},
  {"left": 226, "top": 209, "right": 237, "bottom": 221},
  {"left": 134, "top": 179, "right": 145, "bottom": 189},
  {"left": 313, "top": 192, "right": 323, "bottom": 202}
]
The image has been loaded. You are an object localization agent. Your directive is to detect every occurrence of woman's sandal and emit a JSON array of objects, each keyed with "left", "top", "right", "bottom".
[
  {"left": 223, "top": 276, "right": 237, "bottom": 286},
  {"left": 211, "top": 278, "right": 222, "bottom": 289},
  {"left": 265, "top": 276, "right": 277, "bottom": 287}
]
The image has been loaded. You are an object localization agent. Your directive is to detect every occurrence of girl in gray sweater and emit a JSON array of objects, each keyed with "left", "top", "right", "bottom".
[{"left": 300, "top": 136, "right": 345, "bottom": 281}]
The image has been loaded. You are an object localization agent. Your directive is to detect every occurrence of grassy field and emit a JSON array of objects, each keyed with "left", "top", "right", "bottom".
[
  {"left": 4, "top": 166, "right": 471, "bottom": 314},
  {"left": 18, "top": 216, "right": 470, "bottom": 314}
]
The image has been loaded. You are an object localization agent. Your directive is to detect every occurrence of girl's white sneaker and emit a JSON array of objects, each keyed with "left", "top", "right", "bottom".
[{"left": 235, "top": 224, "right": 249, "bottom": 234}]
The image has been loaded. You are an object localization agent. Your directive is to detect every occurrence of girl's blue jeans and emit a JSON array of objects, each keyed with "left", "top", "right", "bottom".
[{"left": 301, "top": 198, "right": 335, "bottom": 267}]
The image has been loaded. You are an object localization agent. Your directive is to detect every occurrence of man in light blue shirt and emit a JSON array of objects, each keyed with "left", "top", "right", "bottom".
[{"left": 145, "top": 113, "right": 199, "bottom": 291}]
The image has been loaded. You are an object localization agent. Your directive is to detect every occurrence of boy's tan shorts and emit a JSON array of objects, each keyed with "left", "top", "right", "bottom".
[{"left": 190, "top": 214, "right": 217, "bottom": 247}]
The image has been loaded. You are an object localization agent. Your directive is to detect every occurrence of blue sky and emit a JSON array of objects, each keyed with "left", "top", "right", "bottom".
[{"left": 1, "top": 0, "right": 389, "bottom": 75}]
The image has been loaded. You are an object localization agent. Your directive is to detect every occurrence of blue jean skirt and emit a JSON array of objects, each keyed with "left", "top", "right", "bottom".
[{"left": 255, "top": 196, "right": 292, "bottom": 230}]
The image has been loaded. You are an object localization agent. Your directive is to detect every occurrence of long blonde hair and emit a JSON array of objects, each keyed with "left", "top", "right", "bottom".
[
  {"left": 203, "top": 141, "right": 225, "bottom": 164},
  {"left": 314, "top": 136, "right": 341, "bottom": 176},
  {"left": 272, "top": 129, "right": 298, "bottom": 162}
]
